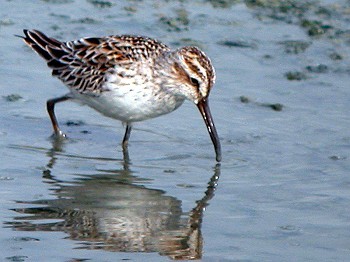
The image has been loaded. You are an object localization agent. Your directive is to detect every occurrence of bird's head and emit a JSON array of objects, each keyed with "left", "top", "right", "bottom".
[{"left": 170, "top": 46, "right": 221, "bottom": 162}]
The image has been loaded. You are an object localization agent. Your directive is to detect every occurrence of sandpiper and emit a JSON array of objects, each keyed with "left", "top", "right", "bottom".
[{"left": 20, "top": 29, "right": 221, "bottom": 161}]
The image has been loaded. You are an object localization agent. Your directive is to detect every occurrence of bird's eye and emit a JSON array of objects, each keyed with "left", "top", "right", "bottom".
[{"left": 189, "top": 77, "right": 200, "bottom": 88}]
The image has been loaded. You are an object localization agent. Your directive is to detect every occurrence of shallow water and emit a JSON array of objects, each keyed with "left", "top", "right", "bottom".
[{"left": 1, "top": 0, "right": 350, "bottom": 261}]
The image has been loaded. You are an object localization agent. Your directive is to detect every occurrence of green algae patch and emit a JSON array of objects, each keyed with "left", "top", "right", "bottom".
[{"left": 285, "top": 71, "right": 308, "bottom": 81}]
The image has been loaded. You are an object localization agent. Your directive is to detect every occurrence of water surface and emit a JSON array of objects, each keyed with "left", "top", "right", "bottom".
[{"left": 1, "top": 0, "right": 350, "bottom": 261}]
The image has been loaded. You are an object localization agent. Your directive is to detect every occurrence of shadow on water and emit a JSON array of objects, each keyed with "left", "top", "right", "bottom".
[{"left": 5, "top": 138, "right": 221, "bottom": 260}]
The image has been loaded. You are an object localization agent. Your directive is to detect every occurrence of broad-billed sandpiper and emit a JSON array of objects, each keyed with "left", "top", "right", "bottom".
[{"left": 20, "top": 29, "right": 221, "bottom": 161}]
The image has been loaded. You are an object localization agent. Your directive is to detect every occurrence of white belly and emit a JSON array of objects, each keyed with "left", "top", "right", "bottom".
[
  {"left": 73, "top": 87, "right": 185, "bottom": 123},
  {"left": 69, "top": 62, "right": 185, "bottom": 122}
]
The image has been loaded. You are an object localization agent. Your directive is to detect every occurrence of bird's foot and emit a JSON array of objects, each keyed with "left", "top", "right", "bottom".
[{"left": 50, "top": 130, "right": 67, "bottom": 140}]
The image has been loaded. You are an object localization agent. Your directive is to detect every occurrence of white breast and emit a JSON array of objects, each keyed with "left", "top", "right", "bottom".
[{"left": 73, "top": 79, "right": 184, "bottom": 123}]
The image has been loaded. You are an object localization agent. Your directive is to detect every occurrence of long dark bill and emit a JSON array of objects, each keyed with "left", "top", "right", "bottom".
[{"left": 197, "top": 98, "right": 222, "bottom": 162}]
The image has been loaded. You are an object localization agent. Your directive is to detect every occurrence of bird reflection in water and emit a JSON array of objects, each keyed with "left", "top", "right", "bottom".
[{"left": 6, "top": 138, "right": 221, "bottom": 260}]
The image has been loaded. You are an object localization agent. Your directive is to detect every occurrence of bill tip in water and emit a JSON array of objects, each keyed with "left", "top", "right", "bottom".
[{"left": 216, "top": 152, "right": 222, "bottom": 162}]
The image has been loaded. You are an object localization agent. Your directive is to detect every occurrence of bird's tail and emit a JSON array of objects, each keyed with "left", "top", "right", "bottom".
[{"left": 21, "top": 29, "right": 65, "bottom": 61}]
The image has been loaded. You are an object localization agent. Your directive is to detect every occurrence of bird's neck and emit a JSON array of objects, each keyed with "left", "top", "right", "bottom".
[{"left": 153, "top": 51, "right": 186, "bottom": 97}]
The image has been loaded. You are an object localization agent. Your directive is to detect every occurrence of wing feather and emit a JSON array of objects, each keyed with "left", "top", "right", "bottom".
[{"left": 21, "top": 29, "right": 170, "bottom": 94}]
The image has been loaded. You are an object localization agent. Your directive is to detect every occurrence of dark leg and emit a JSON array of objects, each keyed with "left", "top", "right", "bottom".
[
  {"left": 122, "top": 124, "right": 132, "bottom": 150},
  {"left": 47, "top": 95, "right": 71, "bottom": 137},
  {"left": 122, "top": 124, "right": 132, "bottom": 165}
]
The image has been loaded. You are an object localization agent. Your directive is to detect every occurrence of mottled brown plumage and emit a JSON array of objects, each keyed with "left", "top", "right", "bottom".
[{"left": 23, "top": 29, "right": 170, "bottom": 94}]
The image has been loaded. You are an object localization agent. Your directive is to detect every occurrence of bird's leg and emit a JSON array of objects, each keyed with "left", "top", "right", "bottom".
[
  {"left": 122, "top": 124, "right": 132, "bottom": 150},
  {"left": 47, "top": 95, "right": 71, "bottom": 138},
  {"left": 122, "top": 124, "right": 132, "bottom": 164}
]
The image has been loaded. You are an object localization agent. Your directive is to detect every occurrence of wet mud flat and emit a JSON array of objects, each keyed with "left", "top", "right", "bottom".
[{"left": 1, "top": 0, "right": 350, "bottom": 261}]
